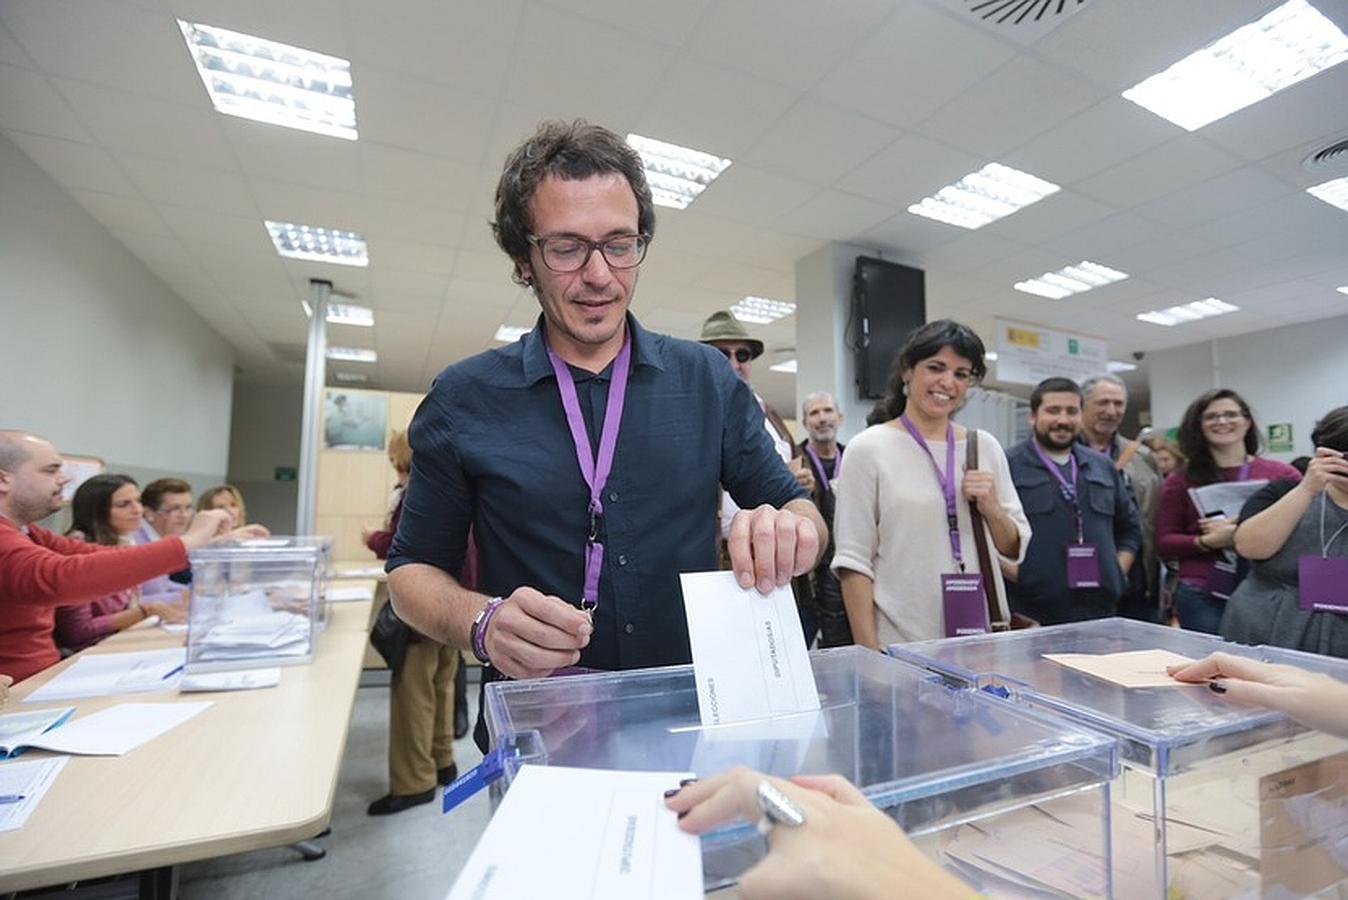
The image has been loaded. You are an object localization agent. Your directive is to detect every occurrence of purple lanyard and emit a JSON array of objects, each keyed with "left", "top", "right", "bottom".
[
  {"left": 804, "top": 444, "right": 843, "bottom": 493},
  {"left": 1033, "top": 444, "right": 1084, "bottom": 543},
  {"left": 546, "top": 332, "right": 632, "bottom": 615},
  {"left": 898, "top": 415, "right": 963, "bottom": 570}
]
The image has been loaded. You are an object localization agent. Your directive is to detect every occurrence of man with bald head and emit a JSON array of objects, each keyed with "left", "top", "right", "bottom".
[{"left": 0, "top": 431, "right": 233, "bottom": 683}]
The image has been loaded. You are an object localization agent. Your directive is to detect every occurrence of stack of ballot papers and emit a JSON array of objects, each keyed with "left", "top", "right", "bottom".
[
  {"left": 194, "top": 610, "right": 310, "bottom": 660},
  {"left": 446, "top": 766, "right": 702, "bottom": 900},
  {"left": 0, "top": 703, "right": 209, "bottom": 757},
  {"left": 0, "top": 707, "right": 75, "bottom": 758},
  {"left": 0, "top": 757, "right": 67, "bottom": 833},
  {"left": 22, "top": 648, "right": 186, "bottom": 703}
]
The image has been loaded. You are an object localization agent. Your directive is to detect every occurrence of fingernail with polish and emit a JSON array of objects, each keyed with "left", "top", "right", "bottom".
[
  {"left": 679, "top": 777, "right": 698, "bottom": 787},
  {"left": 1209, "top": 680, "right": 1227, "bottom": 694},
  {"left": 663, "top": 788, "right": 681, "bottom": 798},
  {"left": 677, "top": 810, "right": 689, "bottom": 820}
]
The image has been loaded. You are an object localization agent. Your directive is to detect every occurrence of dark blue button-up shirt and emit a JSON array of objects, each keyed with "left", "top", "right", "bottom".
[
  {"left": 388, "top": 314, "right": 806, "bottom": 670},
  {"left": 1005, "top": 440, "right": 1142, "bottom": 625}
]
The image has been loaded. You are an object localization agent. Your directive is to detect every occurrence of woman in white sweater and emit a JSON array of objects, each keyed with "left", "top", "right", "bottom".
[{"left": 832, "top": 320, "right": 1030, "bottom": 647}]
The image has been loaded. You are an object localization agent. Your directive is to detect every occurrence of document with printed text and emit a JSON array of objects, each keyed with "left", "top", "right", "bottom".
[
  {"left": 680, "top": 571, "right": 821, "bottom": 728},
  {"left": 22, "top": 648, "right": 186, "bottom": 703},
  {"left": 445, "top": 765, "right": 701, "bottom": 900}
]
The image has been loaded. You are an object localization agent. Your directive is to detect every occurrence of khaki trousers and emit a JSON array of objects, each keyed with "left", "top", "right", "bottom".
[{"left": 388, "top": 638, "right": 459, "bottom": 795}]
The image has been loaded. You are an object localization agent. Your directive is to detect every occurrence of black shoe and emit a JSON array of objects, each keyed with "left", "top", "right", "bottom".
[
  {"left": 453, "top": 703, "right": 469, "bottom": 740},
  {"left": 437, "top": 763, "right": 459, "bottom": 786},
  {"left": 366, "top": 789, "right": 435, "bottom": 816}
]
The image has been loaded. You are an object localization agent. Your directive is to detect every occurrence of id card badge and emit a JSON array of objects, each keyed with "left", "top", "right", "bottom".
[
  {"left": 1206, "top": 558, "right": 1239, "bottom": 600},
  {"left": 942, "top": 573, "right": 989, "bottom": 637},
  {"left": 1066, "top": 543, "right": 1102, "bottom": 589},
  {"left": 1298, "top": 556, "right": 1348, "bottom": 614}
]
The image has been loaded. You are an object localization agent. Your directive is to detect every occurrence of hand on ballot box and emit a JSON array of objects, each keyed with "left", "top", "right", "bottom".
[
  {"left": 665, "top": 766, "right": 976, "bottom": 900},
  {"left": 227, "top": 523, "right": 271, "bottom": 540},
  {"left": 1168, "top": 652, "right": 1348, "bottom": 739}
]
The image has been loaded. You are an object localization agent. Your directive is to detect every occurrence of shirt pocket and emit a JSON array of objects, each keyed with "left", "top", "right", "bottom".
[
  {"left": 1016, "top": 472, "right": 1057, "bottom": 516},
  {"left": 1085, "top": 471, "right": 1116, "bottom": 517}
]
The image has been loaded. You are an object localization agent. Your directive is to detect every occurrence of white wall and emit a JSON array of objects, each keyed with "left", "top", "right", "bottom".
[
  {"left": 0, "top": 131, "right": 234, "bottom": 484},
  {"left": 226, "top": 382, "right": 303, "bottom": 535},
  {"left": 1148, "top": 315, "right": 1348, "bottom": 460}
]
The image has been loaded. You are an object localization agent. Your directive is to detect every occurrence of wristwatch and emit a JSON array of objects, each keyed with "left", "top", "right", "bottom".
[{"left": 470, "top": 596, "right": 507, "bottom": 665}]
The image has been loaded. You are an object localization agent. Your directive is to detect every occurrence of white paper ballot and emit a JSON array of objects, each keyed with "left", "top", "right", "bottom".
[
  {"left": 446, "top": 766, "right": 701, "bottom": 900},
  {"left": 325, "top": 585, "right": 374, "bottom": 603},
  {"left": 179, "top": 668, "right": 280, "bottom": 692},
  {"left": 679, "top": 571, "right": 820, "bottom": 727},
  {"left": 19, "top": 702, "right": 212, "bottom": 756},
  {"left": 22, "top": 648, "right": 186, "bottom": 704},
  {"left": 0, "top": 756, "right": 68, "bottom": 833}
]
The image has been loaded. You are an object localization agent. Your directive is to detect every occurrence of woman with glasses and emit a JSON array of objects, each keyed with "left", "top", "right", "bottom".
[
  {"left": 831, "top": 320, "right": 1030, "bottom": 647},
  {"left": 1219, "top": 407, "right": 1348, "bottom": 657},
  {"left": 1156, "top": 389, "right": 1300, "bottom": 633},
  {"left": 56, "top": 474, "right": 188, "bottom": 652}
]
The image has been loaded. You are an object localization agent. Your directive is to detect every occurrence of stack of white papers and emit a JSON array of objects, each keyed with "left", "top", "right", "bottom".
[
  {"left": 447, "top": 766, "right": 702, "bottom": 900},
  {"left": 22, "top": 648, "right": 186, "bottom": 703},
  {"left": 195, "top": 611, "right": 309, "bottom": 660},
  {"left": 0, "top": 756, "right": 68, "bottom": 833},
  {"left": 0, "top": 707, "right": 75, "bottom": 758},
  {"left": 179, "top": 668, "right": 280, "bottom": 692}
]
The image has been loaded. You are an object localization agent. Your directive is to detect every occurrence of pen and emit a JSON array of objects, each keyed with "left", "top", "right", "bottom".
[
  {"left": 0, "top": 795, "right": 25, "bottom": 804},
  {"left": 162, "top": 664, "right": 185, "bottom": 681}
]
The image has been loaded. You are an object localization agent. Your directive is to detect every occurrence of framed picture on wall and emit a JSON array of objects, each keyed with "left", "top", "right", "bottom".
[
  {"left": 60, "top": 454, "right": 105, "bottom": 502},
  {"left": 323, "top": 390, "right": 389, "bottom": 451}
]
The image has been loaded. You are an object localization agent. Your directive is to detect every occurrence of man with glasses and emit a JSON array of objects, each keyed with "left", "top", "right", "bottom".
[{"left": 387, "top": 121, "right": 827, "bottom": 754}]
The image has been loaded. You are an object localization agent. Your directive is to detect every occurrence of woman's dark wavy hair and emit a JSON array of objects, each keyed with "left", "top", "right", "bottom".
[
  {"left": 1178, "top": 388, "right": 1261, "bottom": 486},
  {"left": 1311, "top": 405, "right": 1348, "bottom": 454},
  {"left": 492, "top": 120, "right": 656, "bottom": 287},
  {"left": 68, "top": 473, "right": 138, "bottom": 547},
  {"left": 879, "top": 319, "right": 987, "bottom": 420}
]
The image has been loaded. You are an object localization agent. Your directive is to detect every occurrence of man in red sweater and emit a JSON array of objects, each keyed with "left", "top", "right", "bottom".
[{"left": 0, "top": 431, "right": 233, "bottom": 683}]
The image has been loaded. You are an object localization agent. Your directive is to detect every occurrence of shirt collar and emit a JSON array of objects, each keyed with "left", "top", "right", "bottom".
[{"left": 521, "top": 312, "right": 665, "bottom": 385}]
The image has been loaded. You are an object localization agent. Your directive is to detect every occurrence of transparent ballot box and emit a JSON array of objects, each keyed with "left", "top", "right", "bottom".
[
  {"left": 289, "top": 535, "right": 334, "bottom": 629},
  {"left": 186, "top": 537, "right": 323, "bottom": 672},
  {"left": 890, "top": 618, "right": 1348, "bottom": 899},
  {"left": 483, "top": 646, "right": 1118, "bottom": 896}
]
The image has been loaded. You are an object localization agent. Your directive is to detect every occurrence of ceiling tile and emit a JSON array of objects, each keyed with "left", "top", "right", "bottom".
[
  {"left": 6, "top": 132, "right": 136, "bottom": 195},
  {"left": 1074, "top": 137, "right": 1244, "bottom": 208},
  {"left": 0, "top": 63, "right": 90, "bottom": 140},
  {"left": 54, "top": 77, "right": 235, "bottom": 168},
  {"left": 154, "top": 205, "right": 272, "bottom": 253},
  {"left": 774, "top": 190, "right": 894, "bottom": 242},
  {"left": 357, "top": 65, "right": 496, "bottom": 163},
  {"left": 366, "top": 237, "right": 455, "bottom": 275},
  {"left": 0, "top": 21, "right": 32, "bottom": 67},
  {"left": 983, "top": 189, "right": 1118, "bottom": 245},
  {"left": 1131, "top": 165, "right": 1296, "bottom": 230},
  {"left": 359, "top": 143, "right": 480, "bottom": 212},
  {"left": 542, "top": 0, "right": 713, "bottom": 48},
  {"left": 858, "top": 213, "right": 961, "bottom": 260},
  {"left": 633, "top": 58, "right": 798, "bottom": 159},
  {"left": 1001, "top": 96, "right": 1178, "bottom": 187},
  {"left": 361, "top": 199, "right": 464, "bottom": 246},
  {"left": 1107, "top": 230, "right": 1219, "bottom": 273},
  {"left": 347, "top": 0, "right": 520, "bottom": 89},
  {"left": 251, "top": 180, "right": 365, "bottom": 231},
  {"left": 373, "top": 267, "right": 451, "bottom": 303},
  {"left": 120, "top": 154, "right": 259, "bottom": 218},
  {"left": 69, "top": 189, "right": 171, "bottom": 236},
  {"left": 1199, "top": 65, "right": 1348, "bottom": 163},
  {"left": 222, "top": 118, "right": 361, "bottom": 192},
  {"left": 918, "top": 231, "right": 1029, "bottom": 274},
  {"left": 836, "top": 134, "right": 983, "bottom": 209},
  {"left": 739, "top": 99, "right": 901, "bottom": 185},
  {"left": 1041, "top": 210, "right": 1174, "bottom": 260},
  {"left": 167, "top": 0, "right": 351, "bottom": 58},
  {"left": 685, "top": 164, "right": 820, "bottom": 225}
]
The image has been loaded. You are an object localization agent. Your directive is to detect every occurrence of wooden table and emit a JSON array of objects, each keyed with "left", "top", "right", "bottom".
[{"left": 0, "top": 592, "right": 374, "bottom": 893}]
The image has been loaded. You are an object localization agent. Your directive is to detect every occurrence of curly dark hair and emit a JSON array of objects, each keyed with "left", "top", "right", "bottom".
[
  {"left": 1178, "top": 388, "right": 1261, "bottom": 486},
  {"left": 492, "top": 120, "right": 656, "bottom": 287},
  {"left": 69, "top": 473, "right": 138, "bottom": 546},
  {"left": 879, "top": 319, "right": 987, "bottom": 421}
]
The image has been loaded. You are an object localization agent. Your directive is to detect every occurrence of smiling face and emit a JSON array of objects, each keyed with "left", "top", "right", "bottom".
[
  {"left": 1031, "top": 391, "right": 1084, "bottom": 452},
  {"left": 517, "top": 173, "right": 641, "bottom": 367},
  {"left": 1200, "top": 396, "right": 1250, "bottom": 452},
  {"left": 902, "top": 345, "right": 975, "bottom": 423},
  {"left": 803, "top": 395, "right": 842, "bottom": 444}
]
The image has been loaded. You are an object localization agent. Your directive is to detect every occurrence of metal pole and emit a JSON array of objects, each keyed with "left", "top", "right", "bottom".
[{"left": 296, "top": 279, "right": 331, "bottom": 535}]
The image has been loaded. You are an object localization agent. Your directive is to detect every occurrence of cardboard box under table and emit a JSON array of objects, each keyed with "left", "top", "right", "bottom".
[
  {"left": 890, "top": 617, "right": 1348, "bottom": 899},
  {"left": 483, "top": 645, "right": 1119, "bottom": 896}
]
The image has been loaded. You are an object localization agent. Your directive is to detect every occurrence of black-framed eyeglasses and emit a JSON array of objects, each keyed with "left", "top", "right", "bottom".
[
  {"left": 526, "top": 233, "right": 650, "bottom": 273},
  {"left": 718, "top": 347, "right": 753, "bottom": 364},
  {"left": 1201, "top": 410, "right": 1246, "bottom": 424}
]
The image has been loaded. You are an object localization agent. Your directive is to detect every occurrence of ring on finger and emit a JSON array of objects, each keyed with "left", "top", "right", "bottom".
[{"left": 755, "top": 779, "right": 806, "bottom": 836}]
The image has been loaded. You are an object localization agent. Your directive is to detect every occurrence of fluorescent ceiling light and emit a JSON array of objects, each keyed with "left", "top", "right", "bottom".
[
  {"left": 178, "top": 20, "right": 357, "bottom": 140},
  {"left": 266, "top": 221, "right": 368, "bottom": 267},
  {"left": 333, "top": 371, "right": 368, "bottom": 384},
  {"left": 494, "top": 325, "right": 530, "bottom": 343},
  {"left": 769, "top": 359, "right": 798, "bottom": 374},
  {"left": 907, "top": 163, "right": 1060, "bottom": 230},
  {"left": 731, "top": 296, "right": 796, "bottom": 325},
  {"left": 1337, "top": 285, "right": 1348, "bottom": 296},
  {"left": 984, "top": 352, "right": 999, "bottom": 361},
  {"left": 1307, "top": 175, "right": 1348, "bottom": 213},
  {"left": 302, "top": 300, "right": 374, "bottom": 326},
  {"left": 327, "top": 346, "right": 376, "bottom": 362},
  {"left": 626, "top": 134, "right": 731, "bottom": 210},
  {"left": 1014, "top": 261, "right": 1129, "bottom": 300},
  {"left": 1107, "top": 360, "right": 1138, "bottom": 374},
  {"left": 1137, "top": 297, "right": 1240, "bottom": 326},
  {"left": 1121, "top": 0, "right": 1348, "bottom": 131}
]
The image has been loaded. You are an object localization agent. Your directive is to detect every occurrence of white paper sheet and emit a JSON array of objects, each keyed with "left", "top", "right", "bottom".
[
  {"left": 0, "top": 756, "right": 68, "bottom": 832},
  {"left": 325, "top": 585, "right": 374, "bottom": 602},
  {"left": 679, "top": 571, "right": 820, "bottom": 727},
  {"left": 0, "top": 707, "right": 76, "bottom": 758},
  {"left": 14, "top": 702, "right": 211, "bottom": 756},
  {"left": 22, "top": 648, "right": 186, "bottom": 703},
  {"left": 446, "top": 765, "right": 701, "bottom": 900},
  {"left": 1043, "top": 649, "right": 1201, "bottom": 688},
  {"left": 179, "top": 668, "right": 280, "bottom": 692},
  {"left": 1187, "top": 479, "right": 1269, "bottom": 519},
  {"left": 333, "top": 565, "right": 386, "bottom": 579}
]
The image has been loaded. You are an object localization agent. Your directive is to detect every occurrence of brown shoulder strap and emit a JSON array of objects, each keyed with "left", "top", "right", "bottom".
[{"left": 964, "top": 430, "right": 1006, "bottom": 630}]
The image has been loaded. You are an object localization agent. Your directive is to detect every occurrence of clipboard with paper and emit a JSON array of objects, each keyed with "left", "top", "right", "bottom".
[{"left": 1187, "top": 479, "right": 1269, "bottom": 519}]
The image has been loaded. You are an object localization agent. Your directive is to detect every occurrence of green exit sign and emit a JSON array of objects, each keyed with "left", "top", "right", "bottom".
[{"left": 274, "top": 466, "right": 297, "bottom": 482}]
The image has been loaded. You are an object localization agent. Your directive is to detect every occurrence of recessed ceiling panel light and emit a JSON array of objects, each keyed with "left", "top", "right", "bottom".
[
  {"left": 769, "top": 359, "right": 798, "bottom": 374},
  {"left": 1337, "top": 285, "right": 1348, "bottom": 296},
  {"left": 302, "top": 300, "right": 374, "bottom": 326},
  {"left": 494, "top": 325, "right": 530, "bottom": 343},
  {"left": 1121, "top": 0, "right": 1348, "bottom": 131},
  {"left": 1137, "top": 297, "right": 1239, "bottom": 327},
  {"left": 907, "top": 163, "right": 1060, "bottom": 229},
  {"left": 327, "top": 346, "right": 376, "bottom": 362},
  {"left": 730, "top": 296, "right": 796, "bottom": 325},
  {"left": 984, "top": 352, "right": 999, "bottom": 361},
  {"left": 1014, "top": 261, "right": 1128, "bottom": 299},
  {"left": 1107, "top": 360, "right": 1138, "bottom": 374},
  {"left": 266, "top": 220, "right": 368, "bottom": 267},
  {"left": 333, "top": 371, "right": 369, "bottom": 384},
  {"left": 626, "top": 134, "right": 732, "bottom": 210},
  {"left": 178, "top": 20, "right": 358, "bottom": 140},
  {"left": 1307, "top": 175, "right": 1348, "bottom": 213}
]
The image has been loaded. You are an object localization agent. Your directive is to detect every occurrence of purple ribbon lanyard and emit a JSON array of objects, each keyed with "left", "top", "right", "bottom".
[
  {"left": 804, "top": 444, "right": 842, "bottom": 493},
  {"left": 547, "top": 332, "right": 632, "bottom": 616},
  {"left": 1033, "top": 444, "right": 1084, "bottom": 543},
  {"left": 899, "top": 416, "right": 963, "bottom": 571}
]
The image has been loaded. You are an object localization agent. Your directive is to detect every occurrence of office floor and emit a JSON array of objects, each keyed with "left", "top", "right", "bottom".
[{"left": 178, "top": 673, "right": 489, "bottom": 900}]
